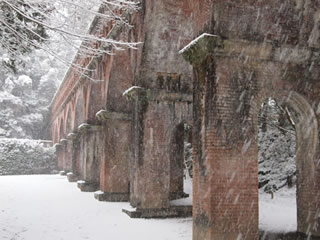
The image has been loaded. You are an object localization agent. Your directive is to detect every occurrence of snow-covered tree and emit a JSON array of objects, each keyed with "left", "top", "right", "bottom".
[
  {"left": 0, "top": 0, "right": 140, "bottom": 139},
  {"left": 0, "top": 0, "right": 50, "bottom": 72},
  {"left": 258, "top": 98, "right": 296, "bottom": 193},
  {"left": 0, "top": 0, "right": 140, "bottom": 71}
]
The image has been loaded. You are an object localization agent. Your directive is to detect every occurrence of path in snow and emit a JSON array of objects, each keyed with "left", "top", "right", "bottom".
[
  {"left": 0, "top": 175, "right": 297, "bottom": 240},
  {"left": 0, "top": 175, "right": 192, "bottom": 240},
  {"left": 259, "top": 187, "right": 297, "bottom": 233}
]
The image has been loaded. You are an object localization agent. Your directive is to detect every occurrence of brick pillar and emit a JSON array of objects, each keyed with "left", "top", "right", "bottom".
[
  {"left": 123, "top": 87, "right": 192, "bottom": 218},
  {"left": 182, "top": 34, "right": 259, "bottom": 240},
  {"left": 77, "top": 123, "right": 103, "bottom": 192},
  {"left": 94, "top": 109, "right": 131, "bottom": 202},
  {"left": 54, "top": 143, "right": 63, "bottom": 170},
  {"left": 127, "top": 87, "right": 170, "bottom": 209},
  {"left": 289, "top": 94, "right": 320, "bottom": 236},
  {"left": 59, "top": 139, "right": 68, "bottom": 172},
  {"left": 64, "top": 136, "right": 73, "bottom": 173},
  {"left": 66, "top": 132, "right": 80, "bottom": 182}
]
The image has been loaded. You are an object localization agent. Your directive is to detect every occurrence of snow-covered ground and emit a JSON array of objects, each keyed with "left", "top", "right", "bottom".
[
  {"left": 0, "top": 175, "right": 296, "bottom": 240},
  {"left": 259, "top": 187, "right": 297, "bottom": 233},
  {"left": 0, "top": 175, "right": 192, "bottom": 240}
]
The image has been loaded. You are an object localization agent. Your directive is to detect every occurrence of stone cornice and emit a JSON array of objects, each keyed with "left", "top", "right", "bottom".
[
  {"left": 53, "top": 143, "right": 63, "bottom": 150},
  {"left": 181, "top": 33, "right": 320, "bottom": 65},
  {"left": 96, "top": 110, "right": 131, "bottom": 121},
  {"left": 180, "top": 34, "right": 223, "bottom": 64},
  {"left": 67, "top": 132, "right": 79, "bottom": 141},
  {"left": 60, "top": 138, "right": 68, "bottom": 145},
  {"left": 124, "top": 87, "right": 192, "bottom": 103},
  {"left": 78, "top": 123, "right": 102, "bottom": 135}
]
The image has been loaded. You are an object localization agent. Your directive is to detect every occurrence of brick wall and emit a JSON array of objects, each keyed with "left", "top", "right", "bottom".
[{"left": 184, "top": 32, "right": 320, "bottom": 238}]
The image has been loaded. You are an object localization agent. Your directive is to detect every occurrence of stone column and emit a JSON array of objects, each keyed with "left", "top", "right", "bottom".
[
  {"left": 181, "top": 34, "right": 259, "bottom": 240},
  {"left": 94, "top": 109, "right": 131, "bottom": 202},
  {"left": 127, "top": 87, "right": 170, "bottom": 211},
  {"left": 58, "top": 138, "right": 68, "bottom": 175},
  {"left": 77, "top": 123, "right": 103, "bottom": 192},
  {"left": 123, "top": 87, "right": 192, "bottom": 218},
  {"left": 66, "top": 132, "right": 80, "bottom": 182},
  {"left": 63, "top": 137, "right": 73, "bottom": 173},
  {"left": 54, "top": 143, "right": 63, "bottom": 172}
]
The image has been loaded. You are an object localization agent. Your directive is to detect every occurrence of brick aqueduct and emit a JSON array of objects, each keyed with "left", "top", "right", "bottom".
[{"left": 50, "top": 1, "right": 320, "bottom": 239}]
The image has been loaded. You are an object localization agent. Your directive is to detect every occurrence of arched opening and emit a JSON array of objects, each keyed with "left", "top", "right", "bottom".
[
  {"left": 169, "top": 122, "right": 193, "bottom": 206},
  {"left": 257, "top": 92, "right": 319, "bottom": 237},
  {"left": 258, "top": 97, "right": 297, "bottom": 234}
]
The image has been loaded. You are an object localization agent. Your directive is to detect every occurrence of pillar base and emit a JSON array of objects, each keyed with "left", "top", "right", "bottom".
[
  {"left": 169, "top": 191, "right": 189, "bottom": 200},
  {"left": 77, "top": 180, "right": 99, "bottom": 192},
  {"left": 122, "top": 205, "right": 192, "bottom": 218},
  {"left": 66, "top": 172, "right": 78, "bottom": 182},
  {"left": 94, "top": 191, "right": 129, "bottom": 202}
]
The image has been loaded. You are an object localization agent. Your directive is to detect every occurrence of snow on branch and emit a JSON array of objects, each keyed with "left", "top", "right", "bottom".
[{"left": 0, "top": 0, "right": 141, "bottom": 72}]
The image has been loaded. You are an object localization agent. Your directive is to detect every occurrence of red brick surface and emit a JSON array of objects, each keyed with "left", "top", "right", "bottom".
[{"left": 50, "top": 1, "right": 320, "bottom": 239}]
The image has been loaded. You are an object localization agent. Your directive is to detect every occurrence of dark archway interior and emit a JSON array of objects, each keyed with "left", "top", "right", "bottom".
[
  {"left": 59, "top": 118, "right": 65, "bottom": 140},
  {"left": 74, "top": 94, "right": 85, "bottom": 131},
  {"left": 66, "top": 109, "right": 72, "bottom": 134},
  {"left": 169, "top": 123, "right": 193, "bottom": 202}
]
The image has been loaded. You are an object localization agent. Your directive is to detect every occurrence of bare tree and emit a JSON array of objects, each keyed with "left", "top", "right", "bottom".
[{"left": 0, "top": 0, "right": 140, "bottom": 71}]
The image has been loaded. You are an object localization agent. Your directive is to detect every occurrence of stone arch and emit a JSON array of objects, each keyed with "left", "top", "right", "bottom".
[{"left": 251, "top": 89, "right": 319, "bottom": 235}]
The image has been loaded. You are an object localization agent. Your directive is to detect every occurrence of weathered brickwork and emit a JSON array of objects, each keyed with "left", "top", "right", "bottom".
[
  {"left": 50, "top": 1, "right": 320, "bottom": 239},
  {"left": 182, "top": 5, "right": 320, "bottom": 236},
  {"left": 51, "top": 0, "right": 194, "bottom": 210}
]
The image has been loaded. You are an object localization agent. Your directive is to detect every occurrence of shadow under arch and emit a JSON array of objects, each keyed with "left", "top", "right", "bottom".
[
  {"left": 58, "top": 116, "right": 65, "bottom": 141},
  {"left": 169, "top": 121, "right": 193, "bottom": 201},
  {"left": 64, "top": 106, "right": 73, "bottom": 135},
  {"left": 52, "top": 123, "right": 59, "bottom": 144},
  {"left": 74, "top": 91, "right": 86, "bottom": 131},
  {"left": 254, "top": 90, "right": 319, "bottom": 236}
]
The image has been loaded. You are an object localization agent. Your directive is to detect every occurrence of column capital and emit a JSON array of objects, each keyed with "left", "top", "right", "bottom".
[
  {"left": 123, "top": 86, "right": 147, "bottom": 102},
  {"left": 96, "top": 109, "right": 131, "bottom": 121},
  {"left": 78, "top": 123, "right": 102, "bottom": 134},
  {"left": 179, "top": 33, "right": 222, "bottom": 64},
  {"left": 59, "top": 138, "right": 68, "bottom": 145},
  {"left": 67, "top": 132, "right": 78, "bottom": 141},
  {"left": 53, "top": 143, "right": 63, "bottom": 150}
]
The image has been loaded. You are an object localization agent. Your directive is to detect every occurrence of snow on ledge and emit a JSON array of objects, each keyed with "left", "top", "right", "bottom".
[
  {"left": 179, "top": 33, "right": 217, "bottom": 55},
  {"left": 122, "top": 205, "right": 137, "bottom": 212},
  {"left": 94, "top": 190, "right": 104, "bottom": 195},
  {"left": 78, "top": 123, "right": 90, "bottom": 130},
  {"left": 122, "top": 86, "right": 143, "bottom": 96}
]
